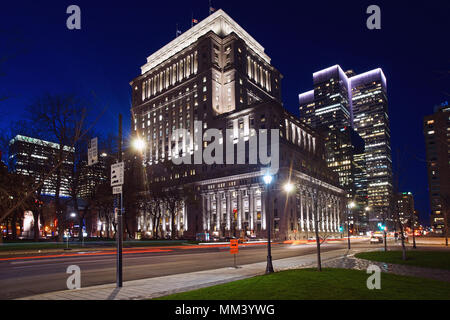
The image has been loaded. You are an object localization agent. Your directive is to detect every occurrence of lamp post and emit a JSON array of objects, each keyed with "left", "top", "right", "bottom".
[
  {"left": 263, "top": 174, "right": 274, "bottom": 274},
  {"left": 365, "top": 206, "right": 371, "bottom": 236},
  {"left": 348, "top": 201, "right": 355, "bottom": 250}
]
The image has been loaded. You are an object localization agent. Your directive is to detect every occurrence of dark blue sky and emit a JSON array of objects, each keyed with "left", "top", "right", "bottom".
[{"left": 1, "top": 0, "right": 449, "bottom": 224}]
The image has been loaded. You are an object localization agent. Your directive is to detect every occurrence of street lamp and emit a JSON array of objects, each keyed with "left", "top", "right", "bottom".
[
  {"left": 348, "top": 201, "right": 355, "bottom": 249},
  {"left": 283, "top": 182, "right": 294, "bottom": 193},
  {"left": 263, "top": 173, "right": 274, "bottom": 274},
  {"left": 132, "top": 137, "right": 146, "bottom": 152}
]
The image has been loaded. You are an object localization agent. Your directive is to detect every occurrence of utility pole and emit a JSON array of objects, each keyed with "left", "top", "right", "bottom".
[
  {"left": 412, "top": 211, "right": 417, "bottom": 249},
  {"left": 383, "top": 210, "right": 387, "bottom": 252},
  {"left": 117, "top": 114, "right": 123, "bottom": 287}
]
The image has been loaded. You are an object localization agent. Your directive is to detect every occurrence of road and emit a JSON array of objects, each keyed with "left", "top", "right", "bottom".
[{"left": 0, "top": 239, "right": 375, "bottom": 300}]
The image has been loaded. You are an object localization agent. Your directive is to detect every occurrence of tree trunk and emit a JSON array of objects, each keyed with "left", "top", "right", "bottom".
[
  {"left": 315, "top": 218, "right": 321, "bottom": 271},
  {"left": 33, "top": 209, "right": 40, "bottom": 242},
  {"left": 11, "top": 212, "right": 17, "bottom": 240},
  {"left": 171, "top": 206, "right": 177, "bottom": 240},
  {"left": 398, "top": 220, "right": 407, "bottom": 260}
]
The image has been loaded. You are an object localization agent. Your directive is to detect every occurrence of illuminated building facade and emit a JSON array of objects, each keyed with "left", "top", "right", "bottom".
[
  {"left": 351, "top": 68, "right": 392, "bottom": 230},
  {"left": 8, "top": 135, "right": 74, "bottom": 197},
  {"left": 298, "top": 65, "right": 367, "bottom": 232},
  {"left": 423, "top": 102, "right": 450, "bottom": 233},
  {"left": 395, "top": 192, "right": 415, "bottom": 225},
  {"left": 130, "top": 10, "right": 346, "bottom": 240}
]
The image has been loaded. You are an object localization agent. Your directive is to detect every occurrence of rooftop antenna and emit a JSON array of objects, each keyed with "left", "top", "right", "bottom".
[{"left": 176, "top": 23, "right": 181, "bottom": 37}]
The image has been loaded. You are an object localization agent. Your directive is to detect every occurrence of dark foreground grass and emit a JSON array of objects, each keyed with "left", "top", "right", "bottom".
[
  {"left": 355, "top": 250, "right": 450, "bottom": 270},
  {"left": 156, "top": 268, "right": 450, "bottom": 300}
]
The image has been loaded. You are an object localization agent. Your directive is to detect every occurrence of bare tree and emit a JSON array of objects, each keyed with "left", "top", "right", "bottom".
[{"left": 25, "top": 94, "right": 87, "bottom": 241}]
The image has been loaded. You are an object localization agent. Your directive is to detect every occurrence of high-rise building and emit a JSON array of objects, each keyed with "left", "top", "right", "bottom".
[
  {"left": 130, "top": 10, "right": 346, "bottom": 240},
  {"left": 8, "top": 135, "right": 74, "bottom": 197},
  {"left": 395, "top": 192, "right": 415, "bottom": 225},
  {"left": 423, "top": 102, "right": 450, "bottom": 233},
  {"left": 299, "top": 66, "right": 392, "bottom": 231},
  {"left": 351, "top": 69, "right": 392, "bottom": 230}
]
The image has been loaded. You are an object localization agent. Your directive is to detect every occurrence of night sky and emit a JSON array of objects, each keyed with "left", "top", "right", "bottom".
[{"left": 1, "top": 0, "right": 449, "bottom": 225}]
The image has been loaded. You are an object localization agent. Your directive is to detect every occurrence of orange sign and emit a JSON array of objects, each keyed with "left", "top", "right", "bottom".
[{"left": 230, "top": 239, "right": 239, "bottom": 254}]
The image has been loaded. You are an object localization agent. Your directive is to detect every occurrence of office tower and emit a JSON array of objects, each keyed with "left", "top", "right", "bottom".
[
  {"left": 424, "top": 102, "right": 450, "bottom": 233},
  {"left": 351, "top": 69, "right": 392, "bottom": 230},
  {"left": 299, "top": 65, "right": 366, "bottom": 232},
  {"left": 395, "top": 192, "right": 415, "bottom": 225},
  {"left": 8, "top": 135, "right": 74, "bottom": 197},
  {"left": 130, "top": 10, "right": 346, "bottom": 240},
  {"left": 299, "top": 66, "right": 392, "bottom": 231}
]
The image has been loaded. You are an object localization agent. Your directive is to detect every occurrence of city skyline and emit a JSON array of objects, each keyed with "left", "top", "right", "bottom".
[
  {"left": 1, "top": 0, "right": 449, "bottom": 225},
  {"left": 0, "top": 1, "right": 449, "bottom": 304}
]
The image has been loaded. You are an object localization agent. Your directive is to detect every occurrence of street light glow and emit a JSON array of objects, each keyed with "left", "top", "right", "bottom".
[
  {"left": 70, "top": 213, "right": 76, "bottom": 218},
  {"left": 263, "top": 174, "right": 273, "bottom": 185},
  {"left": 283, "top": 182, "right": 294, "bottom": 193},
  {"left": 133, "top": 138, "right": 146, "bottom": 151},
  {"left": 365, "top": 206, "right": 370, "bottom": 211},
  {"left": 349, "top": 201, "right": 356, "bottom": 208}
]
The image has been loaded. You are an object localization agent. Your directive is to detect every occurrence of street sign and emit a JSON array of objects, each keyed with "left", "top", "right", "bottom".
[
  {"left": 111, "top": 162, "right": 124, "bottom": 186},
  {"left": 230, "top": 239, "right": 239, "bottom": 254},
  {"left": 113, "top": 186, "right": 122, "bottom": 195},
  {"left": 87, "top": 137, "right": 98, "bottom": 166}
]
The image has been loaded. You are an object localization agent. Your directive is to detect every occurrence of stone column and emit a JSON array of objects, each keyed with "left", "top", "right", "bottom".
[
  {"left": 300, "top": 191, "right": 304, "bottom": 231},
  {"left": 306, "top": 193, "right": 310, "bottom": 232},
  {"left": 336, "top": 199, "right": 341, "bottom": 227},
  {"left": 237, "top": 190, "right": 243, "bottom": 230},
  {"left": 249, "top": 188, "right": 254, "bottom": 231},
  {"left": 206, "top": 194, "right": 211, "bottom": 231},
  {"left": 201, "top": 195, "right": 206, "bottom": 230},
  {"left": 226, "top": 191, "right": 231, "bottom": 231},
  {"left": 216, "top": 191, "right": 221, "bottom": 231}
]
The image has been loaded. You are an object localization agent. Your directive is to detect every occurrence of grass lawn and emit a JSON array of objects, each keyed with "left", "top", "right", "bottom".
[
  {"left": 355, "top": 250, "right": 450, "bottom": 270},
  {"left": 156, "top": 268, "right": 450, "bottom": 300}
]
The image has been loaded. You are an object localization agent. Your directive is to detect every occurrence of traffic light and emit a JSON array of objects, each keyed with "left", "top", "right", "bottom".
[
  {"left": 339, "top": 226, "right": 343, "bottom": 232},
  {"left": 377, "top": 223, "right": 386, "bottom": 231}
]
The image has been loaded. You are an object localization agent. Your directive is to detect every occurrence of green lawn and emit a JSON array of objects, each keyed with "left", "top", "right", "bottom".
[
  {"left": 355, "top": 250, "right": 450, "bottom": 270},
  {"left": 156, "top": 268, "right": 450, "bottom": 300}
]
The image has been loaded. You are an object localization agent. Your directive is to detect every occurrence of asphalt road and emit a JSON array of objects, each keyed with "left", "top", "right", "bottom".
[{"left": 0, "top": 239, "right": 376, "bottom": 300}]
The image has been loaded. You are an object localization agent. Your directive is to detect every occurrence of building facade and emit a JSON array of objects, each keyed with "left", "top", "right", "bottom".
[
  {"left": 423, "top": 102, "right": 450, "bottom": 233},
  {"left": 299, "top": 66, "right": 393, "bottom": 231},
  {"left": 8, "top": 135, "right": 74, "bottom": 197},
  {"left": 130, "top": 10, "right": 346, "bottom": 240},
  {"left": 395, "top": 192, "right": 415, "bottom": 226}
]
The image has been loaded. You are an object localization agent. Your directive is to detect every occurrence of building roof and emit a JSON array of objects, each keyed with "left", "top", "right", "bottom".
[{"left": 140, "top": 9, "right": 270, "bottom": 75}]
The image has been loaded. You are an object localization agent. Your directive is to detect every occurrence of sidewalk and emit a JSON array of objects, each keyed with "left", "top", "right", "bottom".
[{"left": 18, "top": 247, "right": 363, "bottom": 300}]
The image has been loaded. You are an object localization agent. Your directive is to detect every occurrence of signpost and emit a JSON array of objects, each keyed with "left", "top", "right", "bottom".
[
  {"left": 111, "top": 162, "right": 124, "bottom": 187},
  {"left": 114, "top": 114, "right": 124, "bottom": 288},
  {"left": 230, "top": 239, "right": 239, "bottom": 268},
  {"left": 87, "top": 137, "right": 98, "bottom": 166}
]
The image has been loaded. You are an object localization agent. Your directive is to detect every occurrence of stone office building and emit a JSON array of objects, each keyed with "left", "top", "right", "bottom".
[{"left": 130, "top": 9, "right": 346, "bottom": 240}]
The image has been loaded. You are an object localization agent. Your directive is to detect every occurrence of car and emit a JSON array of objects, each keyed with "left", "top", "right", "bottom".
[{"left": 370, "top": 236, "right": 383, "bottom": 244}]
